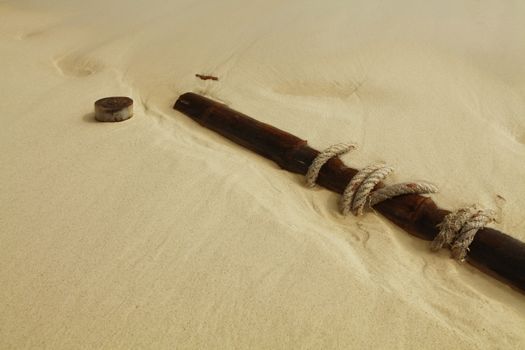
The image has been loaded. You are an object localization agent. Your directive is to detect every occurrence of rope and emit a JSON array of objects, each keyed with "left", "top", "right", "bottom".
[
  {"left": 305, "top": 143, "right": 357, "bottom": 188},
  {"left": 340, "top": 164, "right": 438, "bottom": 216},
  {"left": 306, "top": 143, "right": 438, "bottom": 216},
  {"left": 369, "top": 182, "right": 440, "bottom": 207},
  {"left": 306, "top": 143, "right": 494, "bottom": 262},
  {"left": 431, "top": 206, "right": 495, "bottom": 261},
  {"left": 340, "top": 163, "right": 392, "bottom": 215}
]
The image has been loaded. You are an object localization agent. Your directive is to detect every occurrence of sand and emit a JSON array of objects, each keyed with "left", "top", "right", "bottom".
[{"left": 1, "top": 1, "right": 525, "bottom": 348}]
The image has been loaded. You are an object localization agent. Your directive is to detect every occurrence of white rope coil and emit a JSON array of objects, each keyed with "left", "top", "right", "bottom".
[
  {"left": 306, "top": 143, "right": 438, "bottom": 216},
  {"left": 369, "top": 182, "right": 440, "bottom": 207},
  {"left": 305, "top": 143, "right": 357, "bottom": 188},
  {"left": 431, "top": 206, "right": 495, "bottom": 261},
  {"left": 339, "top": 163, "right": 438, "bottom": 216},
  {"left": 340, "top": 163, "right": 392, "bottom": 215}
]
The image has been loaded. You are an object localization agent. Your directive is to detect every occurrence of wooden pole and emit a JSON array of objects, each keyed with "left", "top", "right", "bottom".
[{"left": 174, "top": 92, "right": 525, "bottom": 293}]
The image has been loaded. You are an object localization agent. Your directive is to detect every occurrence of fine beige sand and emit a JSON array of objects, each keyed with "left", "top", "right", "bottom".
[{"left": 1, "top": 1, "right": 525, "bottom": 349}]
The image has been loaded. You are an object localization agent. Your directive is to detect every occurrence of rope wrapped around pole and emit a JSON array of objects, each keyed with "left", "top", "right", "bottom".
[
  {"left": 431, "top": 206, "right": 496, "bottom": 261},
  {"left": 307, "top": 148, "right": 439, "bottom": 216},
  {"left": 173, "top": 92, "right": 525, "bottom": 293}
]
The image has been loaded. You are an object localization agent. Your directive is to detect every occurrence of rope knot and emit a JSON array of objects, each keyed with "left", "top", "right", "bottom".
[{"left": 431, "top": 205, "right": 496, "bottom": 261}]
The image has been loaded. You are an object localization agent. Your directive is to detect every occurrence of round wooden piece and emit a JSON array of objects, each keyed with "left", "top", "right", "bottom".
[{"left": 94, "top": 96, "right": 133, "bottom": 122}]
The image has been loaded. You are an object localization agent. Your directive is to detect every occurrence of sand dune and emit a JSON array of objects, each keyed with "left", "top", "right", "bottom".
[{"left": 1, "top": 1, "right": 524, "bottom": 348}]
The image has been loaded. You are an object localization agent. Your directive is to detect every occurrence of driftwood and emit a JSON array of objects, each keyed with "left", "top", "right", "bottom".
[
  {"left": 174, "top": 92, "right": 525, "bottom": 293},
  {"left": 195, "top": 74, "right": 219, "bottom": 81}
]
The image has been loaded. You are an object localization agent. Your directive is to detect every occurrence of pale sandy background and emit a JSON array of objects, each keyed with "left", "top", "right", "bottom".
[{"left": 1, "top": 1, "right": 525, "bottom": 349}]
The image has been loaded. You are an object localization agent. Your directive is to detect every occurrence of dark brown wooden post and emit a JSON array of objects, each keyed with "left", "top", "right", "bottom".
[{"left": 174, "top": 92, "right": 525, "bottom": 293}]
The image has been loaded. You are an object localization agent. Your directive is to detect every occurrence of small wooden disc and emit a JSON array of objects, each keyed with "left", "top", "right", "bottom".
[{"left": 94, "top": 96, "right": 133, "bottom": 122}]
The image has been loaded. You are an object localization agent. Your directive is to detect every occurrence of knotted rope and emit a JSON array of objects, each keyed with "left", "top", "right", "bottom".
[
  {"left": 306, "top": 143, "right": 438, "bottom": 216},
  {"left": 431, "top": 206, "right": 496, "bottom": 261}
]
